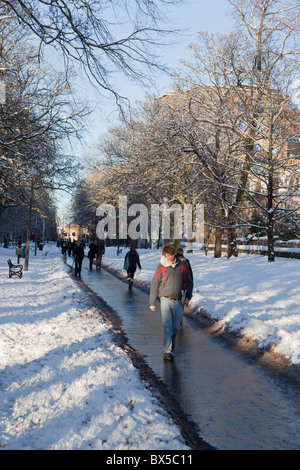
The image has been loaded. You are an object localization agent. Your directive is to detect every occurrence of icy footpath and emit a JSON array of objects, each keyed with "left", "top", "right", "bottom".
[
  {"left": 104, "top": 246, "right": 300, "bottom": 365},
  {"left": 0, "top": 244, "right": 189, "bottom": 450}
]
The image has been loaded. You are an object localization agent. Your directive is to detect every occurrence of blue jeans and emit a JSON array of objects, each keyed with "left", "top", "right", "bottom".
[{"left": 160, "top": 297, "right": 184, "bottom": 354}]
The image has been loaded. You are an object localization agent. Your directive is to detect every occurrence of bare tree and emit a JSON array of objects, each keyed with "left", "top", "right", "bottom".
[
  {"left": 70, "top": 0, "right": 300, "bottom": 259},
  {"left": 0, "top": 10, "right": 89, "bottom": 216},
  {"left": 168, "top": 0, "right": 300, "bottom": 261},
  {"left": 170, "top": 31, "right": 254, "bottom": 257},
  {"left": 1, "top": 0, "right": 184, "bottom": 107},
  {"left": 229, "top": 0, "right": 300, "bottom": 261}
]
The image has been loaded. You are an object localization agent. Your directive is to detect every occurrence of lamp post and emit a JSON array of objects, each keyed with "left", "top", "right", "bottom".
[{"left": 24, "top": 168, "right": 37, "bottom": 271}]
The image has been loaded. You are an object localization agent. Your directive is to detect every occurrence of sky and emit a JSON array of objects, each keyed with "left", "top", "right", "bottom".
[
  {"left": 56, "top": 0, "right": 234, "bottom": 222},
  {"left": 82, "top": 0, "right": 234, "bottom": 145}
]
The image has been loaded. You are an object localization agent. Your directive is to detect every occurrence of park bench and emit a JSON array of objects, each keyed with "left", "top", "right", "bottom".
[{"left": 7, "top": 259, "right": 23, "bottom": 278}]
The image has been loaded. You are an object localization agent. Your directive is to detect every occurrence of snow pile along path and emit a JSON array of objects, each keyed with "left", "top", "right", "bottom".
[{"left": 0, "top": 245, "right": 189, "bottom": 450}]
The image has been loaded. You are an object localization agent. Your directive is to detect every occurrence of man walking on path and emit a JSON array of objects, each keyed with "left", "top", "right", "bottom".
[
  {"left": 149, "top": 244, "right": 193, "bottom": 361},
  {"left": 88, "top": 241, "right": 97, "bottom": 269},
  {"left": 74, "top": 240, "right": 85, "bottom": 278},
  {"left": 96, "top": 238, "right": 105, "bottom": 269}
]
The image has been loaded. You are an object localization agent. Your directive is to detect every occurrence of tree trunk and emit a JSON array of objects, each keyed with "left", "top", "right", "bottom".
[
  {"left": 227, "top": 230, "right": 238, "bottom": 258},
  {"left": 226, "top": 209, "right": 238, "bottom": 258},
  {"left": 24, "top": 184, "right": 34, "bottom": 271},
  {"left": 214, "top": 227, "right": 222, "bottom": 258},
  {"left": 205, "top": 226, "right": 211, "bottom": 256},
  {"left": 267, "top": 173, "right": 275, "bottom": 262},
  {"left": 214, "top": 200, "right": 224, "bottom": 258},
  {"left": 267, "top": 217, "right": 275, "bottom": 262},
  {"left": 226, "top": 140, "right": 253, "bottom": 258}
]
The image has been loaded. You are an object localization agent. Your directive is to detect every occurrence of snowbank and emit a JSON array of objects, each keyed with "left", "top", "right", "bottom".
[
  {"left": 1, "top": 241, "right": 299, "bottom": 450},
  {"left": 103, "top": 246, "right": 300, "bottom": 365},
  {"left": 0, "top": 243, "right": 189, "bottom": 450}
]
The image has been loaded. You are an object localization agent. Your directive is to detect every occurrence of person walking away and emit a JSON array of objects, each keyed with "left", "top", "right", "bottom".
[
  {"left": 74, "top": 240, "right": 85, "bottom": 277},
  {"left": 124, "top": 246, "right": 141, "bottom": 289},
  {"left": 61, "top": 239, "right": 67, "bottom": 256},
  {"left": 88, "top": 241, "right": 96, "bottom": 269},
  {"left": 96, "top": 238, "right": 105, "bottom": 269},
  {"left": 175, "top": 246, "right": 194, "bottom": 290},
  {"left": 67, "top": 238, "right": 72, "bottom": 257},
  {"left": 149, "top": 244, "right": 193, "bottom": 361}
]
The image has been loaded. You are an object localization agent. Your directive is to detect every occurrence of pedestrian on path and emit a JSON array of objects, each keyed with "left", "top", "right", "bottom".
[
  {"left": 74, "top": 240, "right": 85, "bottom": 278},
  {"left": 61, "top": 239, "right": 67, "bottom": 256},
  {"left": 67, "top": 238, "right": 73, "bottom": 257},
  {"left": 175, "top": 246, "right": 194, "bottom": 289},
  {"left": 96, "top": 238, "right": 105, "bottom": 269},
  {"left": 149, "top": 244, "right": 193, "bottom": 361},
  {"left": 124, "top": 246, "right": 141, "bottom": 289},
  {"left": 88, "top": 241, "right": 97, "bottom": 269}
]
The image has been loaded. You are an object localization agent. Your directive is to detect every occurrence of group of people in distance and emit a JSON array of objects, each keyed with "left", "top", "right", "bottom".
[
  {"left": 62, "top": 237, "right": 105, "bottom": 278},
  {"left": 87, "top": 239, "right": 105, "bottom": 271}
]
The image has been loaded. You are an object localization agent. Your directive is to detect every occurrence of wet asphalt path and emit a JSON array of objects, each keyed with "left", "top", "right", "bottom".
[{"left": 69, "top": 256, "right": 300, "bottom": 450}]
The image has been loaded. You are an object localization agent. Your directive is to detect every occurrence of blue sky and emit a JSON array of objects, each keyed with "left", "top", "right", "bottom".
[
  {"left": 76, "top": 0, "right": 234, "bottom": 149},
  {"left": 57, "top": 0, "right": 234, "bottom": 220}
]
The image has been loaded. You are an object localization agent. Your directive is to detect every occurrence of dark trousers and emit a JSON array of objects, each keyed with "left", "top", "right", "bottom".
[
  {"left": 127, "top": 269, "right": 136, "bottom": 279},
  {"left": 75, "top": 259, "right": 83, "bottom": 276}
]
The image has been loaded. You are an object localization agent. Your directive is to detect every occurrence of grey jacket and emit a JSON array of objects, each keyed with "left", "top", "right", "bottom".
[{"left": 149, "top": 255, "right": 193, "bottom": 306}]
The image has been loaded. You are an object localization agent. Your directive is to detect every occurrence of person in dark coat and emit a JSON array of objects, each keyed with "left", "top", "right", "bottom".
[
  {"left": 124, "top": 246, "right": 141, "bottom": 289},
  {"left": 88, "top": 241, "right": 96, "bottom": 269},
  {"left": 61, "top": 239, "right": 67, "bottom": 255},
  {"left": 96, "top": 238, "right": 105, "bottom": 269},
  {"left": 67, "top": 238, "right": 72, "bottom": 257},
  {"left": 74, "top": 240, "right": 85, "bottom": 277},
  {"left": 175, "top": 246, "right": 194, "bottom": 289}
]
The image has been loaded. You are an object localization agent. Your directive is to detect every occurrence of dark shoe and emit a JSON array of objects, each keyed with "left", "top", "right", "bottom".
[{"left": 163, "top": 352, "right": 173, "bottom": 361}]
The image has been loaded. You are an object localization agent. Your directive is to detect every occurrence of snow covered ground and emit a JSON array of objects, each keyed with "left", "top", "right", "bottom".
[
  {"left": 1, "top": 241, "right": 299, "bottom": 450},
  {"left": 103, "top": 245, "right": 300, "bottom": 365},
  {"left": 0, "top": 243, "right": 189, "bottom": 450}
]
